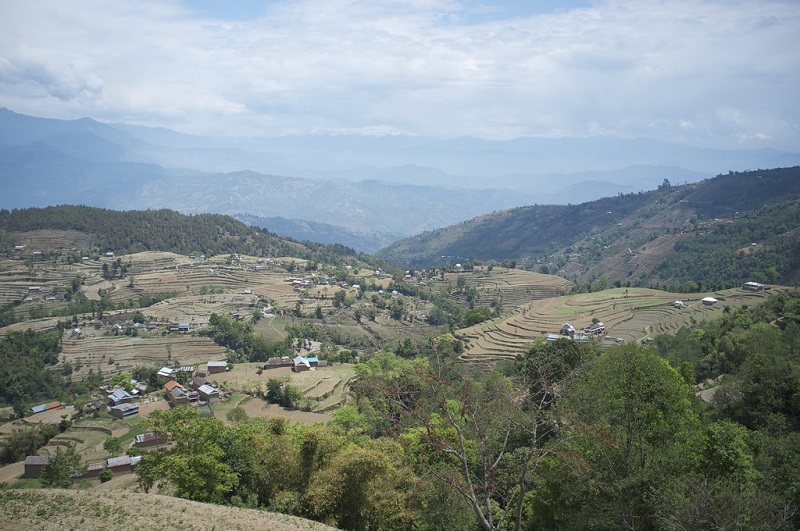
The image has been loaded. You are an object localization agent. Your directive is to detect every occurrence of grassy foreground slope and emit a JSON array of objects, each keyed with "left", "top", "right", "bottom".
[{"left": 0, "top": 484, "right": 337, "bottom": 531}]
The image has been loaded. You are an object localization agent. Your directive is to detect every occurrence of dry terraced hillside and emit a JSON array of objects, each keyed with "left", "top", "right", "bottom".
[
  {"left": 0, "top": 245, "right": 335, "bottom": 381},
  {"left": 456, "top": 286, "right": 782, "bottom": 364}
]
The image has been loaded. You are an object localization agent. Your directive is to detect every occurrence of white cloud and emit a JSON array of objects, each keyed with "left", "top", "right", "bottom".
[{"left": 0, "top": 0, "right": 798, "bottom": 149}]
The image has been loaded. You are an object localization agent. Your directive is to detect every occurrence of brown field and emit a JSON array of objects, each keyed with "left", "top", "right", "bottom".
[
  {"left": 457, "top": 286, "right": 784, "bottom": 364},
  {"left": 431, "top": 267, "right": 574, "bottom": 310},
  {"left": 216, "top": 362, "right": 355, "bottom": 413},
  {"left": 0, "top": 250, "right": 353, "bottom": 383},
  {"left": 59, "top": 333, "right": 228, "bottom": 380}
]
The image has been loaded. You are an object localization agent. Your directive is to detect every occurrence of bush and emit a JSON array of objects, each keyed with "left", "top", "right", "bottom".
[{"left": 98, "top": 468, "right": 113, "bottom": 483}]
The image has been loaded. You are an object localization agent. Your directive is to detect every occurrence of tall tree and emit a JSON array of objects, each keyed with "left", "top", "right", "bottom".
[
  {"left": 40, "top": 443, "right": 85, "bottom": 488},
  {"left": 136, "top": 407, "right": 237, "bottom": 502},
  {"left": 553, "top": 343, "right": 701, "bottom": 529},
  {"left": 394, "top": 339, "right": 588, "bottom": 531}
]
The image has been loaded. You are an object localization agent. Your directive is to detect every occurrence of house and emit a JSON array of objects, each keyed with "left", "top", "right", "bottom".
[
  {"left": 561, "top": 323, "right": 575, "bottom": 336},
  {"left": 134, "top": 432, "right": 167, "bottom": 449},
  {"left": 189, "top": 376, "right": 208, "bottom": 390},
  {"left": 23, "top": 455, "right": 49, "bottom": 478},
  {"left": 584, "top": 322, "right": 605, "bottom": 336},
  {"left": 71, "top": 328, "right": 83, "bottom": 338},
  {"left": 164, "top": 380, "right": 184, "bottom": 393},
  {"left": 744, "top": 281, "right": 766, "bottom": 291},
  {"left": 105, "top": 252, "right": 114, "bottom": 258},
  {"left": 701, "top": 297, "right": 718, "bottom": 306},
  {"left": 157, "top": 367, "right": 177, "bottom": 379},
  {"left": 109, "top": 403, "right": 139, "bottom": 419},
  {"left": 197, "top": 384, "right": 220, "bottom": 402},
  {"left": 573, "top": 333, "right": 590, "bottom": 343},
  {"left": 28, "top": 286, "right": 41, "bottom": 293},
  {"left": 108, "top": 388, "right": 134, "bottom": 406},
  {"left": 106, "top": 455, "right": 134, "bottom": 474},
  {"left": 306, "top": 356, "right": 319, "bottom": 367},
  {"left": 292, "top": 356, "right": 312, "bottom": 372},
  {"left": 546, "top": 333, "right": 561, "bottom": 342},
  {"left": 82, "top": 462, "right": 106, "bottom": 479},
  {"left": 207, "top": 360, "right": 228, "bottom": 374},
  {"left": 263, "top": 356, "right": 293, "bottom": 369},
  {"left": 673, "top": 300, "right": 684, "bottom": 308},
  {"left": 167, "top": 387, "right": 190, "bottom": 406},
  {"left": 31, "top": 401, "right": 63, "bottom": 415},
  {"left": 14, "top": 245, "right": 26, "bottom": 251}
]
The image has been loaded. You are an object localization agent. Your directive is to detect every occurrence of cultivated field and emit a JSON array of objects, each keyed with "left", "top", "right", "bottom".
[
  {"left": 433, "top": 267, "right": 574, "bottom": 310},
  {"left": 457, "top": 286, "right": 783, "bottom": 364},
  {"left": 0, "top": 248, "right": 349, "bottom": 382}
]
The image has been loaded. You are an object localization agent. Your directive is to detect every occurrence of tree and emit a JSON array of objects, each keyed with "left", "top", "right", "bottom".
[
  {"left": 98, "top": 467, "right": 113, "bottom": 483},
  {"left": 306, "top": 440, "right": 415, "bottom": 530},
  {"left": 136, "top": 407, "right": 237, "bottom": 502},
  {"left": 110, "top": 372, "right": 134, "bottom": 393},
  {"left": 0, "top": 426, "right": 48, "bottom": 465},
  {"left": 393, "top": 343, "right": 584, "bottom": 531},
  {"left": 226, "top": 406, "right": 249, "bottom": 424},
  {"left": 40, "top": 443, "right": 85, "bottom": 488},
  {"left": 552, "top": 344, "right": 701, "bottom": 529},
  {"left": 103, "top": 436, "right": 122, "bottom": 455}
]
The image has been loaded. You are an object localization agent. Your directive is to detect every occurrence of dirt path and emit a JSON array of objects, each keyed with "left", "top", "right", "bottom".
[{"left": 0, "top": 462, "right": 23, "bottom": 484}]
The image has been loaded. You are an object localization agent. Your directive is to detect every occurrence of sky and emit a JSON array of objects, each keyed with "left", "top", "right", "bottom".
[{"left": 0, "top": 0, "right": 798, "bottom": 150}]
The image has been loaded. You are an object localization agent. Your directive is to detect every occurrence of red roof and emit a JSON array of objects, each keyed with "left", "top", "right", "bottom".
[{"left": 164, "top": 380, "right": 184, "bottom": 392}]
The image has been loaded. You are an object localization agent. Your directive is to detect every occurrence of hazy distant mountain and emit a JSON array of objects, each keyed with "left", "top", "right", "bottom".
[
  {"left": 236, "top": 214, "right": 394, "bottom": 253},
  {"left": 2, "top": 108, "right": 799, "bottom": 250}
]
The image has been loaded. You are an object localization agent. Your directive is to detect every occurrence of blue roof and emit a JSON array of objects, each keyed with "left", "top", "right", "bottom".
[
  {"left": 306, "top": 357, "right": 319, "bottom": 363},
  {"left": 109, "top": 389, "right": 132, "bottom": 400}
]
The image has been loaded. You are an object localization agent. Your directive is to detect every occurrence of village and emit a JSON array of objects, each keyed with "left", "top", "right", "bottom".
[{"left": 12, "top": 349, "right": 343, "bottom": 486}]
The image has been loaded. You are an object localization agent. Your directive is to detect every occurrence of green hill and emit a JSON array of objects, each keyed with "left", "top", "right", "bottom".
[
  {"left": 0, "top": 205, "right": 367, "bottom": 267},
  {"left": 379, "top": 167, "right": 800, "bottom": 289}
]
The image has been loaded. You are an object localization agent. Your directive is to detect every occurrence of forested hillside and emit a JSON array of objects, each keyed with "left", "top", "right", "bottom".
[
  {"left": 648, "top": 199, "right": 800, "bottom": 289},
  {"left": 380, "top": 167, "right": 800, "bottom": 289},
  {"left": 0, "top": 205, "right": 369, "bottom": 266}
]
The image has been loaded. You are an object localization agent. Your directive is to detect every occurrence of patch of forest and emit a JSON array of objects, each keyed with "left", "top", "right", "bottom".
[
  {"left": 0, "top": 205, "right": 380, "bottom": 268},
  {"left": 647, "top": 199, "right": 800, "bottom": 289}
]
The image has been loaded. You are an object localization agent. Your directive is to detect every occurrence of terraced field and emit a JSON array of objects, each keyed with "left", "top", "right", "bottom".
[
  {"left": 457, "top": 286, "right": 782, "bottom": 364},
  {"left": 0, "top": 249, "right": 343, "bottom": 381},
  {"left": 59, "top": 333, "right": 228, "bottom": 379},
  {"left": 436, "top": 267, "right": 574, "bottom": 310}
]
